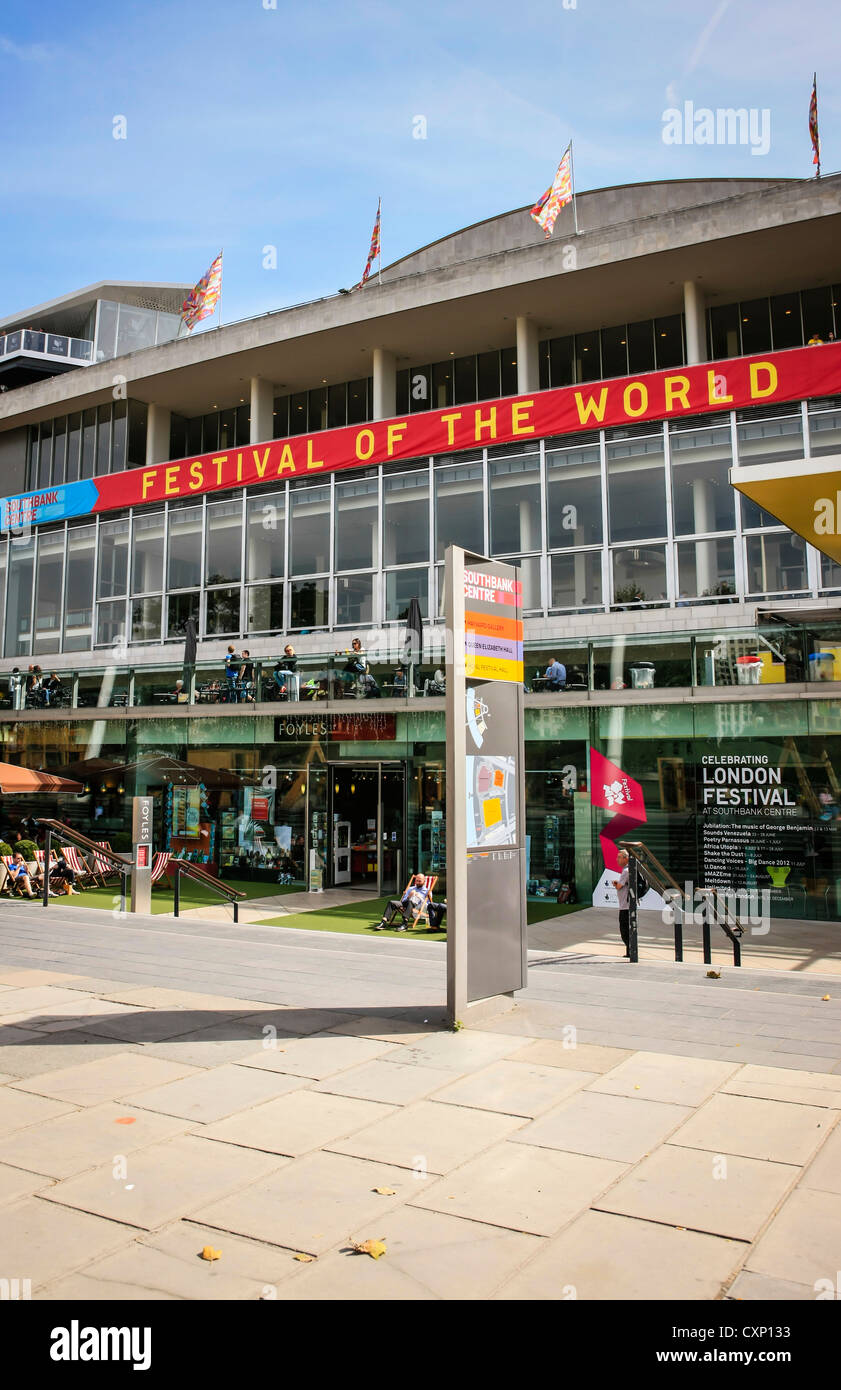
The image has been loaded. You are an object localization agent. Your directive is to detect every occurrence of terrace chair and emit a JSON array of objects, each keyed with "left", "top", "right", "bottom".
[
  {"left": 91, "top": 841, "right": 122, "bottom": 887},
  {"left": 0, "top": 855, "right": 34, "bottom": 897},
  {"left": 60, "top": 845, "right": 97, "bottom": 888},
  {"left": 150, "top": 852, "right": 171, "bottom": 888},
  {"left": 402, "top": 874, "right": 438, "bottom": 930},
  {"left": 33, "top": 849, "right": 60, "bottom": 890}
]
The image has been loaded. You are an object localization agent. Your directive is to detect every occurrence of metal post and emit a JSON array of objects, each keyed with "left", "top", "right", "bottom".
[
  {"left": 42, "top": 828, "right": 51, "bottom": 907},
  {"left": 700, "top": 888, "right": 713, "bottom": 964},
  {"left": 120, "top": 871, "right": 127, "bottom": 917},
  {"left": 233, "top": 899, "right": 238, "bottom": 923},
  {"left": 173, "top": 870, "right": 180, "bottom": 918},
  {"left": 732, "top": 932, "right": 741, "bottom": 968},
  {"left": 628, "top": 856, "right": 639, "bottom": 963}
]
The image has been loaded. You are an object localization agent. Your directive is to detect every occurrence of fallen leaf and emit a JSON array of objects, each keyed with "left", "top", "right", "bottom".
[
  {"left": 115, "top": 1116, "right": 136, "bottom": 1125},
  {"left": 373, "top": 1187, "right": 397, "bottom": 1196},
  {"left": 633, "top": 1084, "right": 641, "bottom": 1090},
  {"left": 706, "top": 970, "right": 721, "bottom": 979},
  {"left": 293, "top": 1253, "right": 315, "bottom": 1263},
  {"left": 349, "top": 1238, "right": 387, "bottom": 1260},
  {"left": 200, "top": 1246, "right": 222, "bottom": 1262},
  {"left": 822, "top": 994, "right": 831, "bottom": 1001}
]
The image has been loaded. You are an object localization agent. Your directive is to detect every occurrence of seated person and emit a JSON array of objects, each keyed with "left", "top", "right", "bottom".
[
  {"left": 427, "top": 668, "right": 446, "bottom": 695},
  {"left": 6, "top": 852, "right": 35, "bottom": 897},
  {"left": 272, "top": 647, "right": 298, "bottom": 699},
  {"left": 44, "top": 673, "right": 65, "bottom": 706},
  {"left": 49, "top": 858, "right": 80, "bottom": 895},
  {"left": 392, "top": 666, "right": 407, "bottom": 695},
  {"left": 544, "top": 657, "right": 566, "bottom": 691},
  {"left": 172, "top": 679, "right": 189, "bottom": 703},
  {"left": 374, "top": 873, "right": 429, "bottom": 931},
  {"left": 359, "top": 671, "right": 380, "bottom": 698}
]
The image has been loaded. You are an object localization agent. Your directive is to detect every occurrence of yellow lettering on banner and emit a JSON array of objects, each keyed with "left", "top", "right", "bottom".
[
  {"left": 440, "top": 411, "right": 462, "bottom": 446},
  {"left": 164, "top": 465, "right": 180, "bottom": 496},
  {"left": 236, "top": 451, "right": 243, "bottom": 482},
  {"left": 750, "top": 361, "right": 778, "bottom": 399},
  {"left": 511, "top": 400, "right": 534, "bottom": 435},
  {"left": 474, "top": 406, "right": 497, "bottom": 440},
  {"left": 276, "top": 443, "right": 296, "bottom": 475},
  {"left": 212, "top": 455, "right": 227, "bottom": 485},
  {"left": 387, "top": 421, "right": 408, "bottom": 455},
  {"left": 355, "top": 428, "right": 375, "bottom": 461},
  {"left": 253, "top": 448, "right": 271, "bottom": 479},
  {"left": 623, "top": 381, "right": 648, "bottom": 417},
  {"left": 189, "top": 460, "right": 204, "bottom": 490},
  {"left": 664, "top": 375, "right": 690, "bottom": 411},
  {"left": 574, "top": 389, "right": 608, "bottom": 424},
  {"left": 707, "top": 369, "right": 733, "bottom": 404},
  {"left": 306, "top": 438, "right": 324, "bottom": 470},
  {"left": 141, "top": 469, "right": 158, "bottom": 500}
]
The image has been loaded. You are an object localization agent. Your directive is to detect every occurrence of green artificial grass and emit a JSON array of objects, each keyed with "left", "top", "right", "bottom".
[
  {"left": 257, "top": 895, "right": 447, "bottom": 941},
  {"left": 35, "top": 877, "right": 301, "bottom": 915}
]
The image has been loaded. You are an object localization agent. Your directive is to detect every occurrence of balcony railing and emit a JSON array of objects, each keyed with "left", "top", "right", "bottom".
[{"left": 0, "top": 329, "right": 93, "bottom": 366}]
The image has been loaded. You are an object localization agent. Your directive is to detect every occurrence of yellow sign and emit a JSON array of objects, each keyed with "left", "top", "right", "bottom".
[{"left": 730, "top": 460, "right": 841, "bottom": 565}]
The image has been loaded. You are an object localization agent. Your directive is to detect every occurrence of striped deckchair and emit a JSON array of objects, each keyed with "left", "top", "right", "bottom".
[
  {"left": 405, "top": 874, "right": 438, "bottom": 929},
  {"left": 0, "top": 855, "right": 34, "bottom": 896},
  {"left": 92, "top": 841, "right": 121, "bottom": 887},
  {"left": 150, "top": 852, "right": 171, "bottom": 887},
  {"left": 60, "top": 845, "right": 97, "bottom": 887}
]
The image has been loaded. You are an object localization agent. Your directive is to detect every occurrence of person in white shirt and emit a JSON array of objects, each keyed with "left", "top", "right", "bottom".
[{"left": 612, "top": 848, "right": 631, "bottom": 958}]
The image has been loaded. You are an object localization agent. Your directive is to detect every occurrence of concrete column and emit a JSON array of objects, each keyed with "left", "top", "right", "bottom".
[
  {"left": 692, "top": 476, "right": 715, "bottom": 594},
  {"left": 250, "top": 377, "right": 274, "bottom": 443},
  {"left": 145, "top": 403, "right": 171, "bottom": 466},
  {"left": 518, "top": 498, "right": 536, "bottom": 551},
  {"left": 372, "top": 348, "right": 396, "bottom": 420},
  {"left": 683, "top": 280, "right": 706, "bottom": 365},
  {"left": 515, "top": 316, "right": 540, "bottom": 394}
]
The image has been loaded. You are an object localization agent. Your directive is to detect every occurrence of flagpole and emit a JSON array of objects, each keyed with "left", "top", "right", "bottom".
[
  {"left": 218, "top": 248, "right": 224, "bottom": 326},
  {"left": 569, "top": 141, "right": 580, "bottom": 235},
  {"left": 378, "top": 198, "right": 382, "bottom": 287},
  {"left": 814, "top": 74, "right": 821, "bottom": 179}
]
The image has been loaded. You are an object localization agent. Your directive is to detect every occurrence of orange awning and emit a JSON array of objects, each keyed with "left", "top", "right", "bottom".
[{"left": 0, "top": 761, "right": 83, "bottom": 793}]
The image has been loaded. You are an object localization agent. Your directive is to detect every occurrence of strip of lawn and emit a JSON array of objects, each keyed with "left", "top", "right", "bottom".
[
  {"left": 31, "top": 878, "right": 301, "bottom": 915},
  {"left": 255, "top": 896, "right": 585, "bottom": 939}
]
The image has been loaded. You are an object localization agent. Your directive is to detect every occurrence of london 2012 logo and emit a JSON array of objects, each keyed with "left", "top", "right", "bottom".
[{"left": 466, "top": 688, "right": 490, "bottom": 748}]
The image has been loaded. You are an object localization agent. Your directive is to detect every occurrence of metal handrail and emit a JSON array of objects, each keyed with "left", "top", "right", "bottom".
[
  {"left": 618, "top": 839, "right": 743, "bottom": 967},
  {"left": 35, "top": 817, "right": 130, "bottom": 912},
  {"left": 168, "top": 858, "right": 246, "bottom": 922}
]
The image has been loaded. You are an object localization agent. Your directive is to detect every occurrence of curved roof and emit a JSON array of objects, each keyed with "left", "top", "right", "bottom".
[{"left": 0, "top": 280, "right": 193, "bottom": 337}]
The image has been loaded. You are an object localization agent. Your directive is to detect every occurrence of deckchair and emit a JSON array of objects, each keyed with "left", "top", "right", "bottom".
[
  {"left": 150, "top": 852, "right": 171, "bottom": 887},
  {"left": 403, "top": 874, "right": 438, "bottom": 929},
  {"left": 60, "top": 844, "right": 97, "bottom": 888},
  {"left": 91, "top": 841, "right": 122, "bottom": 887}
]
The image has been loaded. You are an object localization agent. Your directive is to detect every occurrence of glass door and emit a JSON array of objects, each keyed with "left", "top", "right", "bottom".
[{"left": 379, "top": 763, "right": 406, "bottom": 896}]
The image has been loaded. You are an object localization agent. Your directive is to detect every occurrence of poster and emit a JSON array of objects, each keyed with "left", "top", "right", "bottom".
[{"left": 172, "top": 787, "right": 201, "bottom": 840}]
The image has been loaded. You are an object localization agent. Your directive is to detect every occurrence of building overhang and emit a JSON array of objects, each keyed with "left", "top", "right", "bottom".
[{"left": 730, "top": 454, "right": 841, "bottom": 565}]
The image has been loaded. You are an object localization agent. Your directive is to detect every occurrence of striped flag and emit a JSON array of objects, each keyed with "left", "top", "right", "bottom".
[
  {"left": 809, "top": 74, "right": 821, "bottom": 175},
  {"left": 356, "top": 201, "right": 381, "bottom": 287},
  {"left": 530, "top": 145, "right": 573, "bottom": 239},
  {"left": 181, "top": 252, "right": 223, "bottom": 331}
]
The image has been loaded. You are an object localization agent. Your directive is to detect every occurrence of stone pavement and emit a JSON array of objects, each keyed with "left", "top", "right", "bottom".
[{"left": 0, "top": 900, "right": 840, "bottom": 1300}]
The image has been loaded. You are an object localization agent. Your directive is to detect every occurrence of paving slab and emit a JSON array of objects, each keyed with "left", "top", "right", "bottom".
[
  {"left": 721, "top": 1065, "right": 841, "bottom": 1109},
  {"left": 311, "top": 1059, "right": 454, "bottom": 1106},
  {"left": 512, "top": 1091, "right": 691, "bottom": 1164},
  {"left": 0, "top": 1101, "right": 187, "bottom": 1178},
  {"left": 1, "top": 997, "right": 145, "bottom": 1035},
  {"left": 0, "top": 1196, "right": 136, "bottom": 1290},
  {"left": 494, "top": 1209, "right": 745, "bottom": 1301},
  {"left": 0, "top": 985, "right": 109, "bottom": 1018},
  {"left": 236, "top": 1033, "right": 396, "bottom": 1081},
  {"left": 96, "top": 986, "right": 278, "bottom": 1013},
  {"left": 10, "top": 1053, "right": 201, "bottom": 1107},
  {"left": 42, "top": 1133, "right": 286, "bottom": 1232},
  {"left": 410, "top": 1141, "right": 626, "bottom": 1236},
  {"left": 80, "top": 1008, "right": 249, "bottom": 1044},
  {"left": 278, "top": 1205, "right": 541, "bottom": 1301},
  {"left": 507, "top": 1040, "right": 633, "bottom": 1073},
  {"left": 0, "top": 970, "right": 84, "bottom": 987},
  {"left": 588, "top": 1052, "right": 739, "bottom": 1106},
  {"left": 325, "top": 1015, "right": 444, "bottom": 1045},
  {"left": 0, "top": 1034, "right": 143, "bottom": 1079},
  {"left": 745, "top": 1188, "right": 841, "bottom": 1291},
  {"left": 669, "top": 1093, "right": 830, "bottom": 1166},
  {"left": 193, "top": 1150, "right": 432, "bottom": 1256},
  {"left": 432, "top": 1061, "right": 597, "bottom": 1118},
  {"left": 125, "top": 1026, "right": 291, "bottom": 1070},
  {"left": 798, "top": 1123, "right": 841, "bottom": 1196},
  {"left": 0, "top": 1161, "right": 56, "bottom": 1205},
  {"left": 595, "top": 1143, "right": 800, "bottom": 1241},
  {"left": 200, "top": 1090, "right": 393, "bottom": 1157},
  {"left": 327, "top": 1099, "right": 524, "bottom": 1174},
  {"left": 378, "top": 1030, "right": 522, "bottom": 1074},
  {"left": 0, "top": 1088, "right": 77, "bottom": 1139},
  {"left": 726, "top": 1270, "right": 819, "bottom": 1301},
  {"left": 127, "top": 1063, "right": 304, "bottom": 1125},
  {"left": 37, "top": 1221, "right": 309, "bottom": 1301}
]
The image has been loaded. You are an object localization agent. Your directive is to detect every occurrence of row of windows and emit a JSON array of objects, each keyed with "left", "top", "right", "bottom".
[
  {"left": 26, "top": 401, "right": 148, "bottom": 491},
  {"left": 4, "top": 399, "right": 841, "bottom": 656}
]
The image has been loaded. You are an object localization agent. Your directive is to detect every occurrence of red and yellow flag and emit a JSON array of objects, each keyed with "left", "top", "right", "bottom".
[
  {"left": 356, "top": 201, "right": 381, "bottom": 287},
  {"left": 181, "top": 252, "right": 223, "bottom": 332},
  {"left": 809, "top": 74, "right": 820, "bottom": 174},
  {"left": 530, "top": 145, "right": 573, "bottom": 239}
]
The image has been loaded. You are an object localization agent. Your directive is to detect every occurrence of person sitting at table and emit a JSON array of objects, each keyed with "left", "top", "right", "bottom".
[
  {"left": 273, "top": 645, "right": 298, "bottom": 700},
  {"left": 172, "top": 679, "right": 188, "bottom": 704},
  {"left": 392, "top": 666, "right": 407, "bottom": 695},
  {"left": 544, "top": 657, "right": 566, "bottom": 691},
  {"left": 336, "top": 637, "right": 367, "bottom": 692},
  {"left": 6, "top": 852, "right": 35, "bottom": 897},
  {"left": 43, "top": 673, "right": 64, "bottom": 706}
]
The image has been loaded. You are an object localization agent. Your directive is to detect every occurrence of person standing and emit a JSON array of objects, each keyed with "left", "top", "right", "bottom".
[
  {"left": 224, "top": 645, "right": 240, "bottom": 703},
  {"left": 239, "top": 650, "right": 255, "bottom": 702},
  {"left": 612, "top": 848, "right": 631, "bottom": 958}
]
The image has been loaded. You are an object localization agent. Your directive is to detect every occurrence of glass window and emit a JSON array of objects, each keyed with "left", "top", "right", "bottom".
[
  {"left": 546, "top": 440, "right": 602, "bottom": 548},
  {"left": 186, "top": 416, "right": 203, "bottom": 456},
  {"left": 202, "top": 413, "right": 219, "bottom": 453},
  {"left": 745, "top": 533, "right": 807, "bottom": 595},
  {"left": 489, "top": 451, "right": 540, "bottom": 555},
  {"left": 383, "top": 469, "right": 429, "bottom": 565},
  {"left": 676, "top": 537, "right": 737, "bottom": 601},
  {"left": 81, "top": 408, "right": 96, "bottom": 479},
  {"left": 246, "top": 489, "right": 285, "bottom": 580},
  {"left": 33, "top": 529, "right": 64, "bottom": 654},
  {"left": 308, "top": 387, "right": 327, "bottom": 431},
  {"left": 96, "top": 599, "right": 127, "bottom": 646},
  {"left": 548, "top": 335, "right": 574, "bottom": 387},
  {"left": 167, "top": 504, "right": 202, "bottom": 589},
  {"left": 66, "top": 413, "right": 81, "bottom": 483},
  {"left": 126, "top": 401, "right": 147, "bottom": 468},
  {"left": 64, "top": 524, "right": 95, "bottom": 651},
  {"left": 513, "top": 555, "right": 541, "bottom": 611},
  {"left": 612, "top": 545, "right": 668, "bottom": 607},
  {"left": 669, "top": 418, "right": 735, "bottom": 535},
  {"left": 167, "top": 591, "right": 199, "bottom": 639},
  {"left": 272, "top": 396, "right": 289, "bottom": 439},
  {"left": 290, "top": 577, "right": 329, "bottom": 629},
  {"left": 808, "top": 398, "right": 841, "bottom": 457},
  {"left": 435, "top": 460, "right": 484, "bottom": 559},
  {"left": 476, "top": 350, "right": 500, "bottom": 400},
  {"left": 820, "top": 553, "right": 841, "bottom": 590},
  {"left": 654, "top": 315, "right": 684, "bottom": 368},
  {"left": 131, "top": 596, "right": 162, "bottom": 644},
  {"left": 802, "top": 286, "right": 834, "bottom": 342},
  {"left": 96, "top": 404, "right": 111, "bottom": 475},
  {"left": 335, "top": 476, "right": 378, "bottom": 571},
  {"left": 575, "top": 330, "right": 601, "bottom": 382},
  {"left": 37, "top": 420, "right": 52, "bottom": 489},
  {"left": 396, "top": 370, "right": 409, "bottom": 416},
  {"left": 607, "top": 428, "right": 666, "bottom": 541},
  {"left": 206, "top": 498, "right": 243, "bottom": 584},
  {"left": 500, "top": 348, "right": 517, "bottom": 398},
  {"left": 26, "top": 425, "right": 38, "bottom": 490},
  {"left": 131, "top": 511, "right": 164, "bottom": 593},
  {"left": 5, "top": 536, "right": 34, "bottom": 657},
  {"left": 97, "top": 519, "right": 129, "bottom": 598},
  {"left": 327, "top": 383, "right": 346, "bottom": 430},
  {"left": 770, "top": 293, "right": 802, "bottom": 350},
  {"left": 601, "top": 325, "right": 628, "bottom": 379},
  {"left": 289, "top": 484, "right": 330, "bottom": 575},
  {"left": 386, "top": 567, "right": 428, "bottom": 622},
  {"left": 454, "top": 355, "right": 476, "bottom": 405},
  {"left": 246, "top": 583, "right": 284, "bottom": 633},
  {"left": 205, "top": 587, "right": 241, "bottom": 636},
  {"left": 235, "top": 404, "right": 250, "bottom": 445},
  {"left": 709, "top": 303, "right": 740, "bottom": 359},
  {"left": 347, "top": 379, "right": 368, "bottom": 425},
  {"left": 289, "top": 392, "right": 308, "bottom": 435},
  {"left": 116, "top": 304, "right": 157, "bottom": 354},
  {"left": 111, "top": 401, "right": 127, "bottom": 471},
  {"left": 336, "top": 573, "right": 374, "bottom": 626},
  {"left": 409, "top": 367, "right": 431, "bottom": 412},
  {"left": 550, "top": 551, "right": 602, "bottom": 610},
  {"left": 218, "top": 409, "right": 236, "bottom": 451},
  {"left": 736, "top": 408, "right": 804, "bottom": 467},
  {"left": 627, "top": 320, "right": 655, "bottom": 374},
  {"left": 96, "top": 300, "right": 118, "bottom": 360},
  {"left": 739, "top": 298, "right": 771, "bottom": 354}
]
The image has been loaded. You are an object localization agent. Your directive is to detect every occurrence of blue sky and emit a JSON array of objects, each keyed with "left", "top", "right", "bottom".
[{"left": 2, "top": 0, "right": 839, "bottom": 326}]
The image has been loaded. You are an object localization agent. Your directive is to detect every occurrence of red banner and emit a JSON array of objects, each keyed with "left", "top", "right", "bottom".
[{"left": 80, "top": 342, "right": 841, "bottom": 516}]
